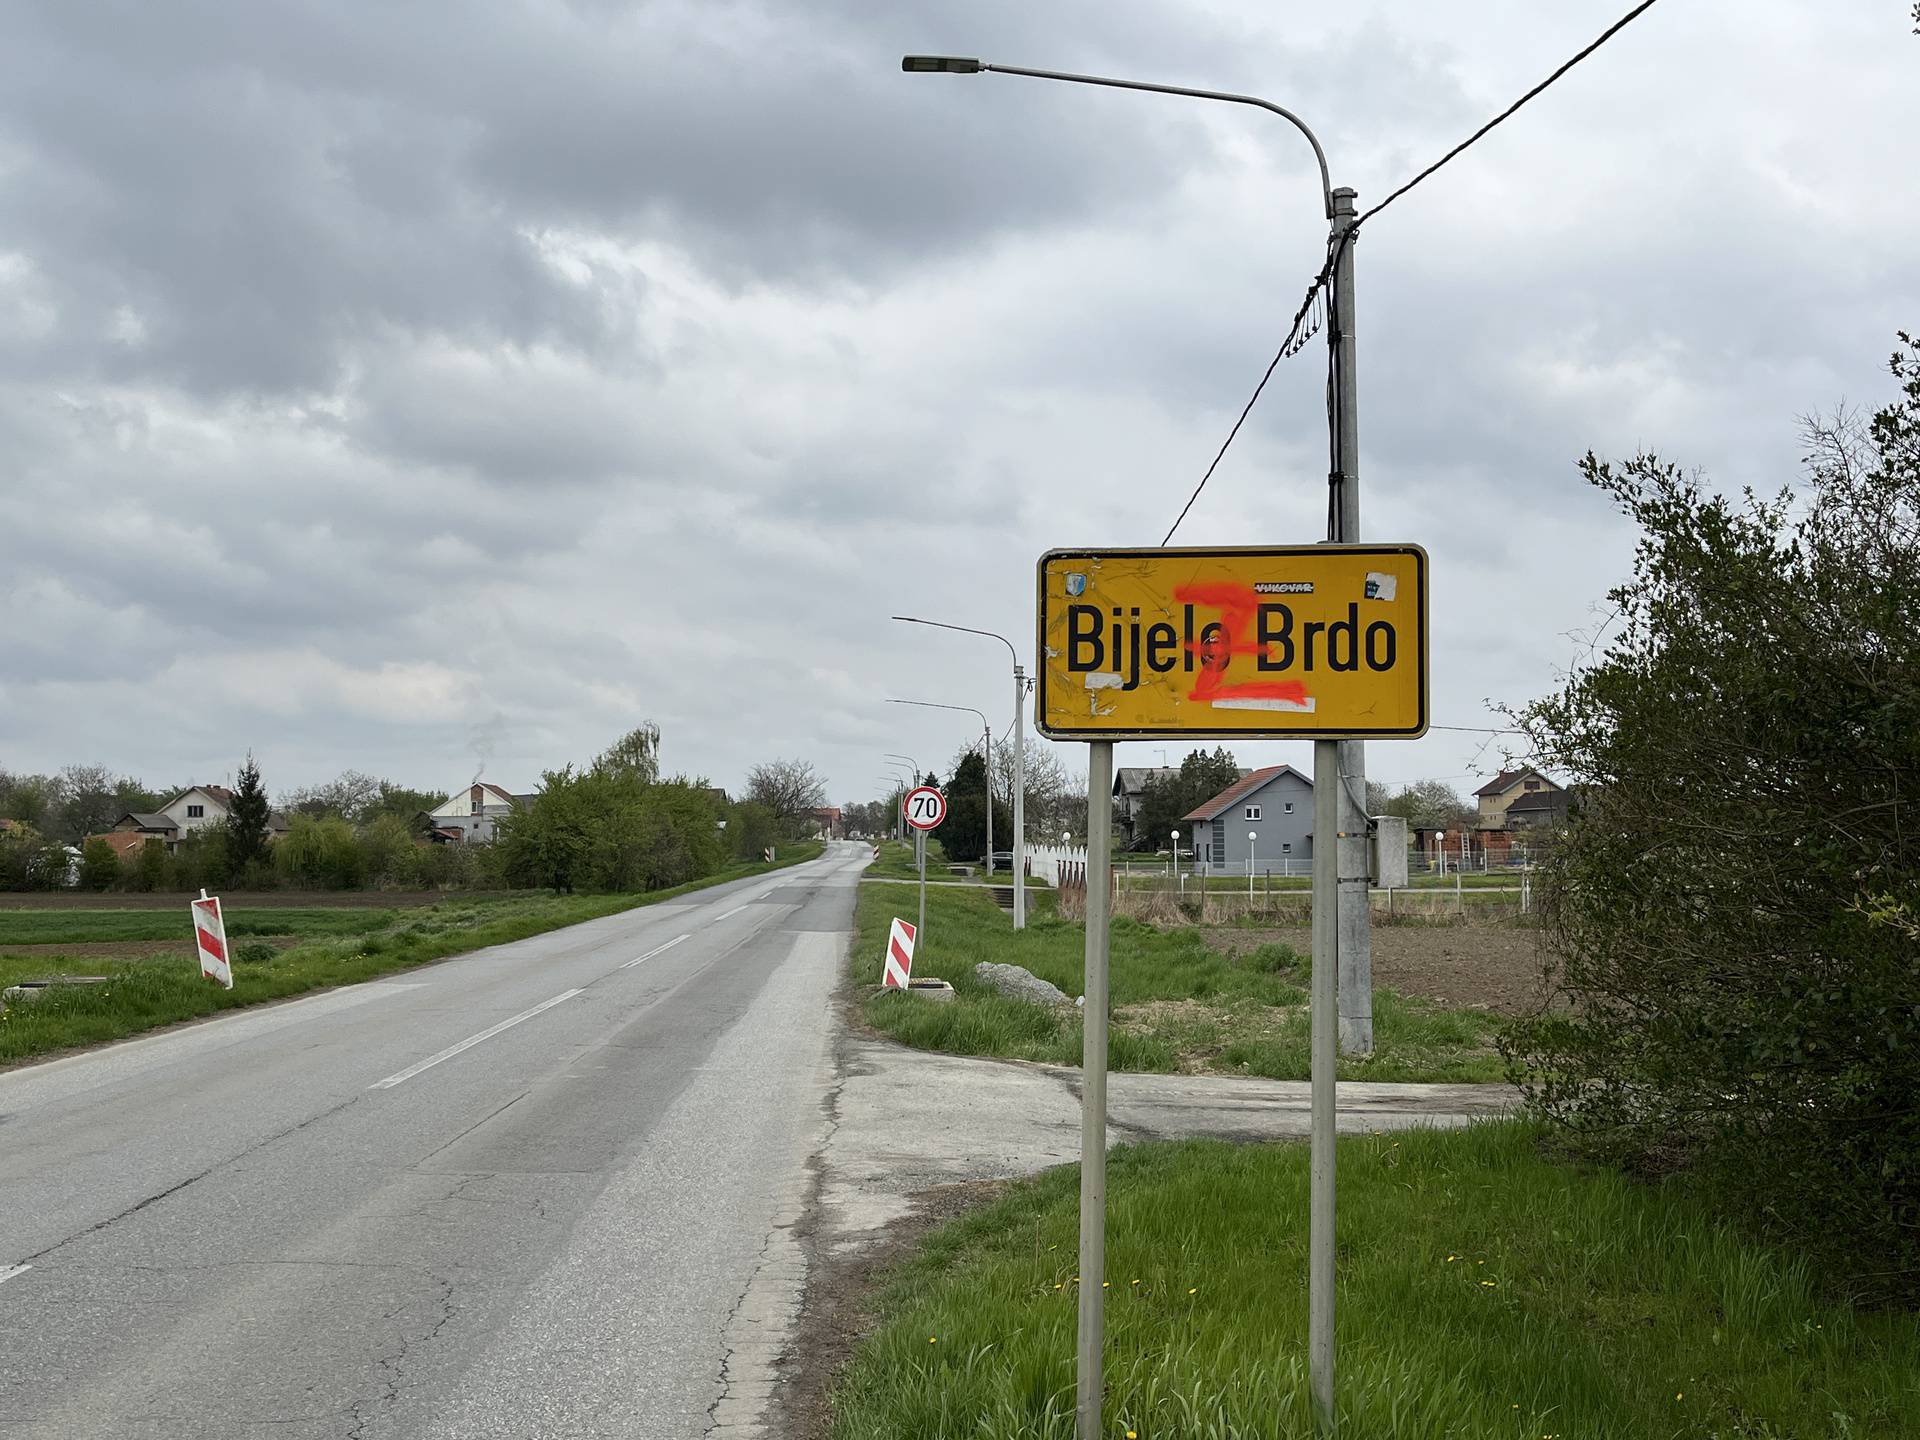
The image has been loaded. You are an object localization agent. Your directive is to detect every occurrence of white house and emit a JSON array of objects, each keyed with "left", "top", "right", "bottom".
[
  {"left": 162, "top": 784, "right": 235, "bottom": 836},
  {"left": 426, "top": 783, "right": 525, "bottom": 843}
]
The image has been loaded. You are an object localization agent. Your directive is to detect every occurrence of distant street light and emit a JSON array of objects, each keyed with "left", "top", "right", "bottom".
[
  {"left": 891, "top": 615, "right": 1031, "bottom": 929},
  {"left": 887, "top": 698, "right": 995, "bottom": 880}
]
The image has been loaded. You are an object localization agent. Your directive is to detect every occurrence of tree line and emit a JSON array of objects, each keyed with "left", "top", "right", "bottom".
[{"left": 1, "top": 727, "right": 832, "bottom": 895}]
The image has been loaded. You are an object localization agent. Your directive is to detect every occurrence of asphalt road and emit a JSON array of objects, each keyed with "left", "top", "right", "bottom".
[{"left": 0, "top": 842, "right": 865, "bottom": 1439}]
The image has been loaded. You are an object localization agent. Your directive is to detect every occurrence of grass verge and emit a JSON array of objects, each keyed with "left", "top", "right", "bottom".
[
  {"left": 0, "top": 907, "right": 402, "bottom": 947},
  {"left": 0, "top": 842, "right": 824, "bottom": 1066},
  {"left": 853, "top": 880, "right": 1503, "bottom": 1083},
  {"left": 827, "top": 1121, "right": 1920, "bottom": 1438},
  {"left": 867, "top": 838, "right": 949, "bottom": 879}
]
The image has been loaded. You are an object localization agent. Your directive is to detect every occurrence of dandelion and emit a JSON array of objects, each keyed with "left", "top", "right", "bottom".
[
  {"left": 1130, "top": 1279, "right": 1140, "bottom": 1286},
  {"left": 1127, "top": 1432, "right": 1137, "bottom": 1438},
  {"left": 1445, "top": 1255, "right": 1457, "bottom": 1263},
  {"left": 1188, "top": 1288, "right": 1198, "bottom": 1296},
  {"left": 1675, "top": 1392, "right": 1683, "bottom": 1401},
  {"left": 929, "top": 1337, "right": 937, "bottom": 1344},
  {"left": 1481, "top": 1280, "right": 1497, "bottom": 1288}
]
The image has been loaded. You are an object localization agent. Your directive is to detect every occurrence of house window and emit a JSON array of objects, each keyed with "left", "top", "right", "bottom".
[
  {"left": 1245, "top": 805, "right": 1261, "bottom": 822},
  {"left": 187, "top": 805, "right": 204, "bottom": 818},
  {"left": 1282, "top": 842, "right": 1292, "bottom": 853},
  {"left": 1283, "top": 801, "right": 1295, "bottom": 815},
  {"left": 1525, "top": 780, "right": 1541, "bottom": 790}
]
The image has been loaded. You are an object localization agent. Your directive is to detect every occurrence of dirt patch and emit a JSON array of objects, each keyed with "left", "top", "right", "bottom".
[{"left": 1210, "top": 922, "right": 1555, "bottom": 1015}]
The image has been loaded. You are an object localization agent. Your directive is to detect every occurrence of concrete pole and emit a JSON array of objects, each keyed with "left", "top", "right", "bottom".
[
  {"left": 983, "top": 723, "right": 994, "bottom": 885},
  {"left": 1310, "top": 737, "right": 1340, "bottom": 1433},
  {"left": 1076, "top": 739, "right": 1114, "bottom": 1440},
  {"left": 1330, "top": 186, "right": 1375, "bottom": 1058},
  {"left": 1013, "top": 664, "right": 1028, "bottom": 929}
]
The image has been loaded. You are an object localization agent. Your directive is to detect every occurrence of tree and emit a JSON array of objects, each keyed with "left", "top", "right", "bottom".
[
  {"left": 54, "top": 765, "right": 126, "bottom": 842},
  {"left": 78, "top": 838, "right": 121, "bottom": 891},
  {"left": 368, "top": 781, "right": 449, "bottom": 836},
  {"left": 728, "top": 801, "right": 780, "bottom": 859},
  {"left": 281, "top": 770, "right": 383, "bottom": 821},
  {"left": 744, "top": 759, "right": 827, "bottom": 835},
  {"left": 359, "top": 814, "right": 420, "bottom": 887},
  {"left": 225, "top": 753, "right": 272, "bottom": 874},
  {"left": 1134, "top": 747, "right": 1242, "bottom": 851},
  {"left": 935, "top": 749, "right": 1011, "bottom": 863},
  {"left": 0, "top": 771, "right": 58, "bottom": 832},
  {"left": 1369, "top": 779, "right": 1475, "bottom": 831},
  {"left": 1501, "top": 334, "right": 1920, "bottom": 1304},
  {"left": 275, "top": 816, "right": 366, "bottom": 890},
  {"left": 594, "top": 722, "right": 662, "bottom": 784}
]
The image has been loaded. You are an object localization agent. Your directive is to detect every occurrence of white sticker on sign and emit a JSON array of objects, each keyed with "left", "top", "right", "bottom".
[{"left": 1364, "top": 571, "right": 1398, "bottom": 601}]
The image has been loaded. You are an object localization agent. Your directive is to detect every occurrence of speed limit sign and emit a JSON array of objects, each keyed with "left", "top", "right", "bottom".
[{"left": 902, "top": 785, "right": 947, "bottom": 831}]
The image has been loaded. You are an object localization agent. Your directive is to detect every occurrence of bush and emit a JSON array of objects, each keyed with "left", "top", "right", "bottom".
[
  {"left": 234, "top": 941, "right": 277, "bottom": 965},
  {"left": 275, "top": 816, "right": 364, "bottom": 889},
  {"left": 1502, "top": 334, "right": 1920, "bottom": 1304},
  {"left": 78, "top": 838, "right": 121, "bottom": 891},
  {"left": 1242, "top": 942, "right": 1302, "bottom": 974}
]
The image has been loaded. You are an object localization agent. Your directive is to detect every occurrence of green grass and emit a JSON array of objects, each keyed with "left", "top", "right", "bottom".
[
  {"left": 828, "top": 1121, "right": 1920, "bottom": 1438},
  {"left": 854, "top": 883, "right": 1504, "bottom": 1083},
  {"left": 867, "top": 837, "right": 951, "bottom": 879},
  {"left": 0, "top": 907, "right": 403, "bottom": 947},
  {"left": 0, "top": 843, "right": 824, "bottom": 1066}
]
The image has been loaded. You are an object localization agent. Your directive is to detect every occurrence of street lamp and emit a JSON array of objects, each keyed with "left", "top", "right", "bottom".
[
  {"left": 903, "top": 54, "right": 1361, "bottom": 1440},
  {"left": 891, "top": 615, "right": 1031, "bottom": 929},
  {"left": 886, "top": 698, "right": 995, "bottom": 881}
]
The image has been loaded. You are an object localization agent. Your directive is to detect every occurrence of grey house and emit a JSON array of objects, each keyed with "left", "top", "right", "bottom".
[{"left": 1183, "top": 764, "right": 1314, "bottom": 872}]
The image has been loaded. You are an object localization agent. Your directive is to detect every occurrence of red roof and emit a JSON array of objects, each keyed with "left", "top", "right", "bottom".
[{"left": 1182, "top": 765, "right": 1307, "bottom": 823}]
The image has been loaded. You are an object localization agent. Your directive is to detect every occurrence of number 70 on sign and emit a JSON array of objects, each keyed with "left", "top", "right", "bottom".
[{"left": 903, "top": 786, "right": 947, "bottom": 830}]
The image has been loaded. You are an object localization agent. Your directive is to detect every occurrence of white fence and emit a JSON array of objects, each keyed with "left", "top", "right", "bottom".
[{"left": 1021, "top": 842, "right": 1088, "bottom": 889}]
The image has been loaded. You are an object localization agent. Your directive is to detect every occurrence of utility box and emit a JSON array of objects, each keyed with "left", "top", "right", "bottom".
[{"left": 1371, "top": 816, "right": 1409, "bottom": 888}]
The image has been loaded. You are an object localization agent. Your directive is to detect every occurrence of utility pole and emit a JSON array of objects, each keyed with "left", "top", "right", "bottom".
[
  {"left": 1330, "top": 187, "right": 1375, "bottom": 1058},
  {"left": 1012, "top": 663, "right": 1027, "bottom": 926}
]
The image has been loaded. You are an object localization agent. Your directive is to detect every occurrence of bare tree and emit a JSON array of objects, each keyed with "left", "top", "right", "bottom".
[
  {"left": 745, "top": 759, "right": 827, "bottom": 825},
  {"left": 281, "top": 770, "right": 383, "bottom": 822}
]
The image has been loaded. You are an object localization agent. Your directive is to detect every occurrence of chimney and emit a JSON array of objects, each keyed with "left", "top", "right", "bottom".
[{"left": 471, "top": 783, "right": 485, "bottom": 814}]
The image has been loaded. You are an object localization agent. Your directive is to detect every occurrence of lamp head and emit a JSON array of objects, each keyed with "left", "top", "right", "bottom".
[{"left": 902, "top": 55, "right": 983, "bottom": 73}]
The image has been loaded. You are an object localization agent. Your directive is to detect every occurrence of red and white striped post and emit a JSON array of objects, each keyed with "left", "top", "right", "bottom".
[
  {"left": 191, "top": 889, "right": 232, "bottom": 990},
  {"left": 882, "top": 917, "right": 916, "bottom": 989}
]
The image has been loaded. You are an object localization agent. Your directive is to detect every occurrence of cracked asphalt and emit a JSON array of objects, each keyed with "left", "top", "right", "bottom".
[{"left": 0, "top": 843, "right": 863, "bottom": 1439}]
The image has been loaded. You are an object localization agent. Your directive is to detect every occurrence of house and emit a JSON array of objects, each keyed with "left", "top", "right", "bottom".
[
  {"left": 90, "top": 829, "right": 164, "bottom": 862},
  {"left": 807, "top": 806, "right": 843, "bottom": 839},
  {"left": 1504, "top": 785, "right": 1570, "bottom": 830},
  {"left": 1112, "top": 767, "right": 1177, "bottom": 847},
  {"left": 103, "top": 787, "right": 293, "bottom": 852},
  {"left": 161, "top": 784, "right": 235, "bottom": 837},
  {"left": 1182, "top": 764, "right": 1314, "bottom": 871},
  {"left": 1474, "top": 768, "right": 1566, "bottom": 828},
  {"left": 107, "top": 812, "right": 180, "bottom": 847},
  {"left": 425, "top": 783, "right": 522, "bottom": 843}
]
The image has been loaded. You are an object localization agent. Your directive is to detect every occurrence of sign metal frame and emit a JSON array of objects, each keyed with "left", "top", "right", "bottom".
[{"left": 1035, "top": 542, "right": 1429, "bottom": 741}]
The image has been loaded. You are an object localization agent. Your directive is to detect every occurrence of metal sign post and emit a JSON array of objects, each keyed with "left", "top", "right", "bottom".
[
  {"left": 902, "top": 785, "right": 948, "bottom": 957},
  {"left": 1309, "top": 739, "right": 1339, "bottom": 1429},
  {"left": 1077, "top": 740, "right": 1113, "bottom": 1440},
  {"left": 1034, "top": 544, "right": 1430, "bottom": 1440}
]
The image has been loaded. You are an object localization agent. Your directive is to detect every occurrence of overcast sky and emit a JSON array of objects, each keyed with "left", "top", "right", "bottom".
[{"left": 3, "top": 1, "right": 1915, "bottom": 808}]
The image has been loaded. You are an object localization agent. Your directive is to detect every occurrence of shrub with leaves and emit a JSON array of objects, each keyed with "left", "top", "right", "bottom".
[{"left": 1501, "top": 335, "right": 1920, "bottom": 1304}]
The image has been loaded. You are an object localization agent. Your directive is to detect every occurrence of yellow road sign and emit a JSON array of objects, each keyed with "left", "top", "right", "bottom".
[{"left": 1036, "top": 544, "right": 1429, "bottom": 739}]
